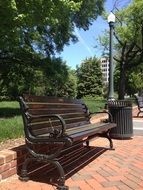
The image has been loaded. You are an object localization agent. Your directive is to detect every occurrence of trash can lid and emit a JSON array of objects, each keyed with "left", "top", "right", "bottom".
[{"left": 108, "top": 100, "right": 132, "bottom": 107}]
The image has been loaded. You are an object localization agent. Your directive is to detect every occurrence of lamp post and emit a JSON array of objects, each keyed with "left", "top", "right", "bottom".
[{"left": 108, "top": 12, "right": 115, "bottom": 100}]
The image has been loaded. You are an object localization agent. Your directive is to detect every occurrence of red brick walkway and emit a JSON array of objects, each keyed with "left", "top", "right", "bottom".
[
  {"left": 0, "top": 106, "right": 142, "bottom": 190},
  {"left": 1, "top": 135, "right": 143, "bottom": 190}
]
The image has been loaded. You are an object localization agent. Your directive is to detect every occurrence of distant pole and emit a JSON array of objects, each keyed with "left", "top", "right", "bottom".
[{"left": 108, "top": 12, "right": 115, "bottom": 100}]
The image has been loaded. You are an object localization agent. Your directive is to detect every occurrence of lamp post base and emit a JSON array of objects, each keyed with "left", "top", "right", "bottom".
[{"left": 108, "top": 97, "right": 115, "bottom": 101}]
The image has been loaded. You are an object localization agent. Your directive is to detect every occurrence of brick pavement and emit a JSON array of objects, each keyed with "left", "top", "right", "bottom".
[
  {"left": 0, "top": 106, "right": 143, "bottom": 190},
  {"left": 1, "top": 135, "right": 143, "bottom": 190}
]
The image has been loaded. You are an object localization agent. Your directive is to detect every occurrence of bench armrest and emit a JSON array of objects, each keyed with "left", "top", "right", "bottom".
[
  {"left": 25, "top": 112, "right": 67, "bottom": 136},
  {"left": 89, "top": 110, "right": 113, "bottom": 123}
]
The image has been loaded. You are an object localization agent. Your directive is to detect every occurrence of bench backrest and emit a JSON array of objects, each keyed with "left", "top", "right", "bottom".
[
  {"left": 135, "top": 95, "right": 143, "bottom": 108},
  {"left": 19, "top": 95, "right": 90, "bottom": 137}
]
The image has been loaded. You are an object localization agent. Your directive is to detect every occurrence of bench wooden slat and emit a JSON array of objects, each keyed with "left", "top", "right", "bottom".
[
  {"left": 28, "top": 112, "right": 88, "bottom": 121},
  {"left": 67, "top": 122, "right": 115, "bottom": 136},
  {"left": 69, "top": 123, "right": 116, "bottom": 142},
  {"left": 36, "top": 122, "right": 116, "bottom": 142},
  {"left": 28, "top": 118, "right": 89, "bottom": 136},
  {"left": 27, "top": 103, "right": 85, "bottom": 109},
  {"left": 24, "top": 94, "right": 83, "bottom": 104},
  {"left": 28, "top": 108, "right": 86, "bottom": 115},
  {"left": 29, "top": 116, "right": 88, "bottom": 127}
]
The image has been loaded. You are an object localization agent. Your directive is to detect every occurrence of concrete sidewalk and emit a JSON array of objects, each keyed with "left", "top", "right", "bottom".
[{"left": 0, "top": 108, "right": 142, "bottom": 190}]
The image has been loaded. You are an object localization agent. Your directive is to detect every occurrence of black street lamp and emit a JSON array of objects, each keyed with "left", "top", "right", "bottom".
[{"left": 108, "top": 12, "right": 115, "bottom": 100}]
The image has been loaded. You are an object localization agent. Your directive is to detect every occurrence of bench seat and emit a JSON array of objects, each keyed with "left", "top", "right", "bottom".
[{"left": 35, "top": 122, "right": 116, "bottom": 142}]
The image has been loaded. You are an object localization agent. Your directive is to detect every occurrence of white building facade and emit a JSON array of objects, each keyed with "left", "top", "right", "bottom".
[{"left": 100, "top": 57, "right": 109, "bottom": 85}]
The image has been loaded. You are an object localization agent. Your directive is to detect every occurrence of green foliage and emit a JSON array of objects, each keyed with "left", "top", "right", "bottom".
[
  {"left": 73, "top": 0, "right": 105, "bottom": 30},
  {"left": 98, "top": 0, "right": 143, "bottom": 99},
  {"left": 41, "top": 57, "right": 77, "bottom": 97},
  {"left": 61, "top": 69, "right": 77, "bottom": 98},
  {"left": 0, "top": 0, "right": 104, "bottom": 56},
  {"left": 114, "top": 0, "right": 143, "bottom": 99},
  {"left": 26, "top": 57, "right": 77, "bottom": 98},
  {"left": 0, "top": 55, "right": 77, "bottom": 99},
  {"left": 84, "top": 98, "right": 106, "bottom": 112},
  {"left": 114, "top": 61, "right": 143, "bottom": 96},
  {"left": 76, "top": 57, "right": 103, "bottom": 98},
  {"left": 126, "top": 65, "right": 143, "bottom": 95},
  {"left": 97, "top": 30, "right": 109, "bottom": 56},
  {"left": 0, "top": 0, "right": 105, "bottom": 99},
  {"left": 43, "top": 57, "right": 68, "bottom": 96},
  {"left": 0, "top": 49, "right": 41, "bottom": 99}
]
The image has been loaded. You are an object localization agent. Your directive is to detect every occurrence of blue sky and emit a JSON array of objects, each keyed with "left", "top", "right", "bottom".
[{"left": 57, "top": 0, "right": 131, "bottom": 69}]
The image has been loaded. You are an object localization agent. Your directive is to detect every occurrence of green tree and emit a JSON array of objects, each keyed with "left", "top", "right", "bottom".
[
  {"left": 0, "top": 0, "right": 105, "bottom": 98},
  {"left": 41, "top": 57, "right": 77, "bottom": 97},
  {"left": 126, "top": 64, "right": 143, "bottom": 96},
  {"left": 77, "top": 57, "right": 103, "bottom": 98},
  {"left": 114, "top": 60, "right": 143, "bottom": 97},
  {"left": 61, "top": 69, "right": 77, "bottom": 98},
  {"left": 42, "top": 57, "right": 68, "bottom": 96},
  {"left": 0, "top": 49, "right": 41, "bottom": 99},
  {"left": 0, "top": 0, "right": 105, "bottom": 57},
  {"left": 98, "top": 0, "right": 143, "bottom": 99},
  {"left": 113, "top": 1, "right": 143, "bottom": 99}
]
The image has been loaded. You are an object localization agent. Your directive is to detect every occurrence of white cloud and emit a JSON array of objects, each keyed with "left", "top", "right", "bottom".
[{"left": 74, "top": 27, "right": 94, "bottom": 57}]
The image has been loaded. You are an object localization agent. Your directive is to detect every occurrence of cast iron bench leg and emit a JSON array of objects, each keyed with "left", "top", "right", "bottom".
[
  {"left": 101, "top": 130, "right": 114, "bottom": 149},
  {"left": 86, "top": 140, "right": 89, "bottom": 147},
  {"left": 19, "top": 157, "right": 36, "bottom": 181},
  {"left": 50, "top": 160, "right": 69, "bottom": 190},
  {"left": 137, "top": 111, "right": 142, "bottom": 117},
  {"left": 19, "top": 150, "right": 68, "bottom": 189}
]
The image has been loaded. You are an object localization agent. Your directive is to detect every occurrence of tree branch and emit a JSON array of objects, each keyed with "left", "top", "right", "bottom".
[
  {"left": 113, "top": 56, "right": 121, "bottom": 63},
  {"left": 113, "top": 30, "right": 124, "bottom": 46}
]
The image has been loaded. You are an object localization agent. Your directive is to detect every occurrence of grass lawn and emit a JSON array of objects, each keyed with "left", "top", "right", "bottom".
[
  {"left": 84, "top": 99, "right": 106, "bottom": 113},
  {"left": 0, "top": 116, "right": 23, "bottom": 142},
  {"left": 0, "top": 99, "right": 106, "bottom": 143},
  {"left": 0, "top": 101, "right": 20, "bottom": 117},
  {"left": 0, "top": 101, "right": 24, "bottom": 142}
]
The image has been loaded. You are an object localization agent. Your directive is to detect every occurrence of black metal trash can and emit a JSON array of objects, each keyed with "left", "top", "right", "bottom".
[{"left": 108, "top": 100, "right": 133, "bottom": 139}]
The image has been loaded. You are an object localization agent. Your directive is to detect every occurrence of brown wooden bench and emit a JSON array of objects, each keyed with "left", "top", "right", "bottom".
[
  {"left": 19, "top": 95, "right": 116, "bottom": 190},
  {"left": 135, "top": 95, "right": 143, "bottom": 116}
]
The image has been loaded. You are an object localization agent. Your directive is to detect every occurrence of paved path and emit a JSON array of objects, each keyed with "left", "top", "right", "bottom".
[
  {"left": 133, "top": 120, "right": 143, "bottom": 136},
  {"left": 1, "top": 136, "right": 143, "bottom": 189},
  {"left": 0, "top": 108, "right": 142, "bottom": 190},
  {"left": 133, "top": 107, "right": 143, "bottom": 136}
]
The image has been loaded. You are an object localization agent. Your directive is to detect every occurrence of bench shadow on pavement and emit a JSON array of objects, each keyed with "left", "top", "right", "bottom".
[
  {"left": 133, "top": 115, "right": 143, "bottom": 119},
  {"left": 25, "top": 145, "right": 108, "bottom": 188}
]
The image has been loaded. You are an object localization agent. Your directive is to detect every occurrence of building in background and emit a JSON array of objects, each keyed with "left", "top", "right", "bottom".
[{"left": 100, "top": 57, "right": 109, "bottom": 85}]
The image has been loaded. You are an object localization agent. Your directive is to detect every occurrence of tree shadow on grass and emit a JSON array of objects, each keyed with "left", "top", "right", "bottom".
[{"left": 0, "top": 108, "right": 21, "bottom": 118}]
